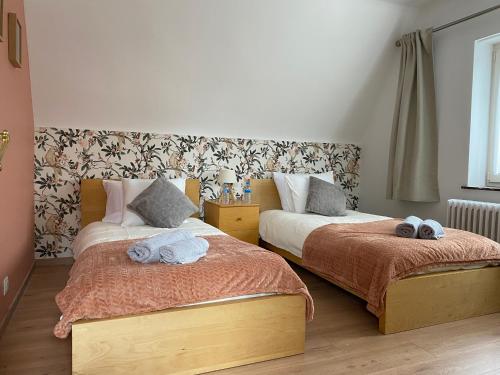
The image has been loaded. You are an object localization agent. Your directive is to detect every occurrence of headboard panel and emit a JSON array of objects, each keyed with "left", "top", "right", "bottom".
[
  {"left": 80, "top": 179, "right": 201, "bottom": 228},
  {"left": 250, "top": 179, "right": 282, "bottom": 212},
  {"left": 80, "top": 179, "right": 108, "bottom": 228}
]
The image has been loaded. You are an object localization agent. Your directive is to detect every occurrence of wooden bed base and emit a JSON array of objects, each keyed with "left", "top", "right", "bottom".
[
  {"left": 72, "top": 295, "right": 305, "bottom": 375},
  {"left": 74, "top": 179, "right": 307, "bottom": 374},
  {"left": 262, "top": 242, "right": 500, "bottom": 335}
]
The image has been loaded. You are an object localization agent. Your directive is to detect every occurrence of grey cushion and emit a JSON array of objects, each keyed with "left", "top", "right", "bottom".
[
  {"left": 305, "top": 177, "right": 346, "bottom": 217},
  {"left": 127, "top": 177, "right": 198, "bottom": 228}
]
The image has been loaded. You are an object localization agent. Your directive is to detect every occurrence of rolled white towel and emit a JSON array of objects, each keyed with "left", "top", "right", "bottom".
[
  {"left": 127, "top": 229, "right": 195, "bottom": 263},
  {"left": 418, "top": 219, "right": 445, "bottom": 240},
  {"left": 395, "top": 216, "right": 423, "bottom": 238},
  {"left": 159, "top": 237, "right": 209, "bottom": 264}
]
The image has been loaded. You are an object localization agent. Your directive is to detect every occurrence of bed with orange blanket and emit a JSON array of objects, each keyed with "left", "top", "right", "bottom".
[
  {"left": 55, "top": 234, "right": 313, "bottom": 339},
  {"left": 252, "top": 178, "right": 500, "bottom": 335},
  {"left": 302, "top": 219, "right": 500, "bottom": 318},
  {"left": 66, "top": 178, "right": 313, "bottom": 375}
]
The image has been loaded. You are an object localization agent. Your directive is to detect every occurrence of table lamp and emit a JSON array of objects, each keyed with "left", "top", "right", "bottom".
[{"left": 218, "top": 168, "right": 237, "bottom": 203}]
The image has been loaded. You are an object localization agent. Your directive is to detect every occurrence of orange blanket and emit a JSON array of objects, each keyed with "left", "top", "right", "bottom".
[
  {"left": 54, "top": 235, "right": 314, "bottom": 338},
  {"left": 302, "top": 219, "right": 500, "bottom": 317}
]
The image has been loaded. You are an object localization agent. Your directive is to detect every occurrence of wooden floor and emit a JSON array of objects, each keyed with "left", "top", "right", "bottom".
[{"left": 1, "top": 264, "right": 500, "bottom": 375}]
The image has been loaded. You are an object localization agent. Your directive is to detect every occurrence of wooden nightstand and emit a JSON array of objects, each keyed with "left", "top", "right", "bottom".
[{"left": 204, "top": 200, "right": 260, "bottom": 245}]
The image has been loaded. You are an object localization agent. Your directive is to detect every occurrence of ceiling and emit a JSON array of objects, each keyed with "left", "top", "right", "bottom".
[
  {"left": 25, "top": 0, "right": 412, "bottom": 143},
  {"left": 382, "top": 0, "right": 435, "bottom": 6}
]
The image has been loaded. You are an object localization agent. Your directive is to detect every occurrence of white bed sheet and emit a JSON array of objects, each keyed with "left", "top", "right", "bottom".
[
  {"left": 73, "top": 218, "right": 225, "bottom": 259},
  {"left": 259, "top": 209, "right": 389, "bottom": 258}
]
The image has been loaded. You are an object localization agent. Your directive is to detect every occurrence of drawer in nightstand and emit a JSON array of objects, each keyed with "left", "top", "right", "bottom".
[
  {"left": 218, "top": 207, "right": 259, "bottom": 231},
  {"left": 225, "top": 230, "right": 259, "bottom": 245},
  {"left": 204, "top": 200, "right": 261, "bottom": 245}
]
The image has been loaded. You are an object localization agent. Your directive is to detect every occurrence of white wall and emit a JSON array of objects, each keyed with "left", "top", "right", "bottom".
[
  {"left": 25, "top": 0, "right": 416, "bottom": 143},
  {"left": 360, "top": 0, "right": 500, "bottom": 222}
]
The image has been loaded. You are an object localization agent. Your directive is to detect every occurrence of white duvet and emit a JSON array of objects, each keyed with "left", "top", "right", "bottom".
[
  {"left": 259, "top": 209, "right": 389, "bottom": 258},
  {"left": 73, "top": 218, "right": 225, "bottom": 259}
]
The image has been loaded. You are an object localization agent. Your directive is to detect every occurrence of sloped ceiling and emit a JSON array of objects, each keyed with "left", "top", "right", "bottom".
[
  {"left": 25, "top": 0, "right": 418, "bottom": 143},
  {"left": 383, "top": 0, "right": 434, "bottom": 6}
]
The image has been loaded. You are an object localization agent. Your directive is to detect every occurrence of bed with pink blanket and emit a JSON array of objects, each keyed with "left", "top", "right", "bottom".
[
  {"left": 302, "top": 219, "right": 500, "bottom": 317},
  {"left": 55, "top": 229, "right": 313, "bottom": 339},
  {"left": 64, "top": 178, "right": 315, "bottom": 375},
  {"left": 62, "top": 218, "right": 313, "bottom": 374},
  {"left": 259, "top": 207, "right": 500, "bottom": 334}
]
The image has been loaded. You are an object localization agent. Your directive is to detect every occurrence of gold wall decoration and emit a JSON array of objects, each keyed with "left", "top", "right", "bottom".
[{"left": 0, "top": 130, "right": 10, "bottom": 171}]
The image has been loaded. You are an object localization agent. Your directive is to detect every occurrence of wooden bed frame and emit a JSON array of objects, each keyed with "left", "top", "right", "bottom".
[
  {"left": 251, "top": 179, "right": 500, "bottom": 334},
  {"left": 73, "top": 179, "right": 306, "bottom": 375}
]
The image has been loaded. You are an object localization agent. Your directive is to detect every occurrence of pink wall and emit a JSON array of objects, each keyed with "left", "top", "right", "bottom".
[{"left": 0, "top": 0, "right": 34, "bottom": 326}]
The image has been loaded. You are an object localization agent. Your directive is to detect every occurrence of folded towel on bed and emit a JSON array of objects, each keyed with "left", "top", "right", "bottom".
[
  {"left": 418, "top": 219, "right": 445, "bottom": 240},
  {"left": 127, "top": 229, "right": 195, "bottom": 263},
  {"left": 159, "top": 237, "right": 209, "bottom": 264},
  {"left": 395, "top": 216, "right": 423, "bottom": 238}
]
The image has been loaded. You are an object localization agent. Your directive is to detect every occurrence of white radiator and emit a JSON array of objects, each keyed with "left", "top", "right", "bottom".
[{"left": 447, "top": 199, "right": 500, "bottom": 242}]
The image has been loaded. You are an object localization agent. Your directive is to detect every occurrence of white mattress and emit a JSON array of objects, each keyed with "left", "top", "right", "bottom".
[
  {"left": 259, "top": 209, "right": 389, "bottom": 258},
  {"left": 70, "top": 219, "right": 272, "bottom": 307},
  {"left": 259, "top": 210, "right": 498, "bottom": 275}
]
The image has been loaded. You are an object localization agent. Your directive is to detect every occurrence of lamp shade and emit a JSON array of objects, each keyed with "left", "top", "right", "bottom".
[{"left": 219, "top": 169, "right": 237, "bottom": 184}]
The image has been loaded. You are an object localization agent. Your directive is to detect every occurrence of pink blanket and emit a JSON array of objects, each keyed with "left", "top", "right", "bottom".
[
  {"left": 302, "top": 219, "right": 500, "bottom": 317},
  {"left": 54, "top": 235, "right": 314, "bottom": 338}
]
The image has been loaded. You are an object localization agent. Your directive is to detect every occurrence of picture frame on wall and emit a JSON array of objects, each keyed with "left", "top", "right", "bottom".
[
  {"left": 8, "top": 12, "right": 22, "bottom": 68},
  {"left": 0, "top": 0, "right": 4, "bottom": 42}
]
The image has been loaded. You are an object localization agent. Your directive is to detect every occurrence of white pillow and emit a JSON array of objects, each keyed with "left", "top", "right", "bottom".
[
  {"left": 272, "top": 172, "right": 296, "bottom": 212},
  {"left": 285, "top": 172, "right": 334, "bottom": 214},
  {"left": 102, "top": 180, "right": 123, "bottom": 224},
  {"left": 121, "top": 177, "right": 186, "bottom": 226}
]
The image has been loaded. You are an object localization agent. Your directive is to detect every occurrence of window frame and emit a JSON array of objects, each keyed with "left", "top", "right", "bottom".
[{"left": 487, "top": 44, "right": 500, "bottom": 186}]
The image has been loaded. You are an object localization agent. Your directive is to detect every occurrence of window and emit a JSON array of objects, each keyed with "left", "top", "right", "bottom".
[
  {"left": 488, "top": 45, "right": 500, "bottom": 185},
  {"left": 467, "top": 34, "right": 500, "bottom": 188}
]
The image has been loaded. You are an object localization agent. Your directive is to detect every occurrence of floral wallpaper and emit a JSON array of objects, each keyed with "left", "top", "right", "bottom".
[{"left": 34, "top": 127, "right": 361, "bottom": 258}]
